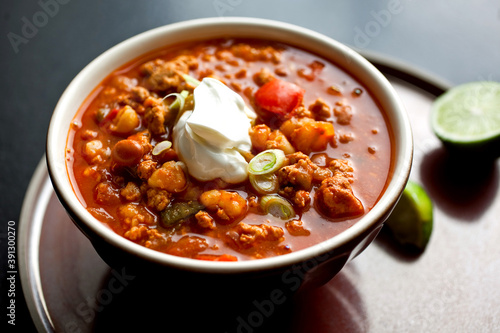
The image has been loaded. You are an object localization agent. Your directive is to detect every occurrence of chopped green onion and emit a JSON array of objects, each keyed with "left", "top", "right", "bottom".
[
  {"left": 162, "top": 90, "right": 189, "bottom": 111},
  {"left": 249, "top": 173, "right": 279, "bottom": 194},
  {"left": 152, "top": 140, "right": 172, "bottom": 155},
  {"left": 248, "top": 149, "right": 286, "bottom": 175},
  {"left": 260, "top": 195, "right": 295, "bottom": 220},
  {"left": 182, "top": 73, "right": 201, "bottom": 87}
]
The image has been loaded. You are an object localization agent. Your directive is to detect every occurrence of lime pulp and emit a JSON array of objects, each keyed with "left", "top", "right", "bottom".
[{"left": 431, "top": 81, "right": 500, "bottom": 149}]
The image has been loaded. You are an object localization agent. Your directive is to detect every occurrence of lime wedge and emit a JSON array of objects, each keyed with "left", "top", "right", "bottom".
[
  {"left": 431, "top": 81, "right": 500, "bottom": 152},
  {"left": 385, "top": 181, "right": 433, "bottom": 250}
]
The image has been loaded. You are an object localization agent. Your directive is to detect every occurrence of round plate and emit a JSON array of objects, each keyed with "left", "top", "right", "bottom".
[{"left": 19, "top": 58, "right": 500, "bottom": 332}]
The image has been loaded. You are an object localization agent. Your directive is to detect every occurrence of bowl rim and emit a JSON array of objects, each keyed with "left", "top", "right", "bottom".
[{"left": 46, "top": 16, "right": 413, "bottom": 274}]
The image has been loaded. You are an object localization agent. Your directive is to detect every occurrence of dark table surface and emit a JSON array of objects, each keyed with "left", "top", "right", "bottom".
[{"left": 1, "top": 1, "right": 499, "bottom": 332}]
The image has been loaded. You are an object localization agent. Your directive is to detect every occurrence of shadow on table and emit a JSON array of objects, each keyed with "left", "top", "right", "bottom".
[
  {"left": 419, "top": 147, "right": 499, "bottom": 222},
  {"left": 92, "top": 266, "right": 366, "bottom": 333},
  {"left": 373, "top": 227, "right": 424, "bottom": 262}
]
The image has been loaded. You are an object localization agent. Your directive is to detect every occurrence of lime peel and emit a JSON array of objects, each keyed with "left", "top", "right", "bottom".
[{"left": 385, "top": 180, "right": 433, "bottom": 250}]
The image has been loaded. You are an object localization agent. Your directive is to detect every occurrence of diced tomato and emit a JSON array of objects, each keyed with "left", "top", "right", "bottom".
[
  {"left": 102, "top": 108, "right": 119, "bottom": 123},
  {"left": 195, "top": 254, "right": 238, "bottom": 261},
  {"left": 254, "top": 79, "right": 305, "bottom": 116}
]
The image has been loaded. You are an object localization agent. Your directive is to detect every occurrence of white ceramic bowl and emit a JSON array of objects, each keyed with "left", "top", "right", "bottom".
[{"left": 46, "top": 17, "right": 412, "bottom": 289}]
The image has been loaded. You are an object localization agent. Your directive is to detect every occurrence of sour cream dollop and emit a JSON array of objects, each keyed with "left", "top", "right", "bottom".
[{"left": 173, "top": 77, "right": 256, "bottom": 183}]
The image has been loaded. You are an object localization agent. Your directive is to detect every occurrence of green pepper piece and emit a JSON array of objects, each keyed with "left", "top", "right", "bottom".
[{"left": 159, "top": 201, "right": 205, "bottom": 228}]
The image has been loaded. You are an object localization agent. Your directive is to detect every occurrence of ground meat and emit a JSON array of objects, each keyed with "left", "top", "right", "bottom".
[
  {"left": 278, "top": 163, "right": 313, "bottom": 190},
  {"left": 135, "top": 160, "right": 156, "bottom": 180},
  {"left": 315, "top": 176, "right": 364, "bottom": 219},
  {"left": 120, "top": 182, "right": 142, "bottom": 202},
  {"left": 124, "top": 225, "right": 148, "bottom": 241},
  {"left": 334, "top": 101, "right": 353, "bottom": 125},
  {"left": 274, "top": 65, "right": 288, "bottom": 76},
  {"left": 144, "top": 229, "right": 168, "bottom": 249},
  {"left": 114, "top": 86, "right": 150, "bottom": 115},
  {"left": 279, "top": 152, "right": 331, "bottom": 191},
  {"left": 329, "top": 159, "right": 354, "bottom": 182},
  {"left": 195, "top": 211, "right": 216, "bottom": 230},
  {"left": 131, "top": 86, "right": 150, "bottom": 103},
  {"left": 118, "top": 203, "right": 155, "bottom": 228},
  {"left": 139, "top": 55, "right": 198, "bottom": 92},
  {"left": 94, "top": 182, "right": 120, "bottom": 205},
  {"left": 285, "top": 220, "right": 311, "bottom": 236},
  {"left": 292, "top": 105, "right": 314, "bottom": 118},
  {"left": 115, "top": 93, "right": 146, "bottom": 115},
  {"left": 338, "top": 132, "right": 355, "bottom": 144},
  {"left": 230, "top": 44, "right": 282, "bottom": 63},
  {"left": 286, "top": 152, "right": 310, "bottom": 164},
  {"left": 214, "top": 49, "right": 232, "bottom": 61},
  {"left": 145, "top": 187, "right": 171, "bottom": 211},
  {"left": 235, "top": 223, "right": 284, "bottom": 249},
  {"left": 278, "top": 154, "right": 316, "bottom": 190},
  {"left": 312, "top": 167, "right": 333, "bottom": 183},
  {"left": 279, "top": 187, "right": 310, "bottom": 208},
  {"left": 141, "top": 96, "right": 168, "bottom": 135},
  {"left": 253, "top": 67, "right": 275, "bottom": 86},
  {"left": 291, "top": 189, "right": 310, "bottom": 208},
  {"left": 308, "top": 98, "right": 331, "bottom": 119},
  {"left": 234, "top": 68, "right": 247, "bottom": 79},
  {"left": 145, "top": 104, "right": 167, "bottom": 135},
  {"left": 230, "top": 81, "right": 242, "bottom": 92}
]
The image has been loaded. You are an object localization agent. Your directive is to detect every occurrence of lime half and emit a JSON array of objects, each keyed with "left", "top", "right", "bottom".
[
  {"left": 385, "top": 181, "right": 433, "bottom": 250},
  {"left": 431, "top": 81, "right": 500, "bottom": 151}
]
